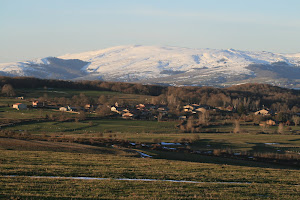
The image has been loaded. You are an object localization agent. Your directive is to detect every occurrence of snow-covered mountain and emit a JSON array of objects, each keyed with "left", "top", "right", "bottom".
[{"left": 1, "top": 45, "right": 300, "bottom": 88}]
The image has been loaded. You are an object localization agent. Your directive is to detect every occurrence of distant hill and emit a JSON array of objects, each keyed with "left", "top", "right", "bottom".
[{"left": 1, "top": 45, "right": 299, "bottom": 88}]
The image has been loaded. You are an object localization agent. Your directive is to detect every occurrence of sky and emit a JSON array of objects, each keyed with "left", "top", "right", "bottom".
[{"left": 1, "top": 0, "right": 300, "bottom": 63}]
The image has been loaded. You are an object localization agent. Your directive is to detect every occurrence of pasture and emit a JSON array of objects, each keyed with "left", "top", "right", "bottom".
[
  {"left": 0, "top": 138, "right": 299, "bottom": 199},
  {"left": 0, "top": 87, "right": 299, "bottom": 199}
]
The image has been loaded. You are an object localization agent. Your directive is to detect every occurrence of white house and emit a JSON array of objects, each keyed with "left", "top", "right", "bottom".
[
  {"left": 59, "top": 107, "right": 68, "bottom": 112},
  {"left": 255, "top": 109, "right": 271, "bottom": 116}
]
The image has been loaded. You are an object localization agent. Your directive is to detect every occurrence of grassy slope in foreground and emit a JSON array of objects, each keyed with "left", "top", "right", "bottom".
[{"left": 0, "top": 138, "right": 299, "bottom": 199}]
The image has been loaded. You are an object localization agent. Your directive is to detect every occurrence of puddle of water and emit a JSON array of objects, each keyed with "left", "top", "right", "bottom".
[
  {"left": 161, "top": 142, "right": 181, "bottom": 146},
  {"left": 136, "top": 151, "right": 152, "bottom": 158}
]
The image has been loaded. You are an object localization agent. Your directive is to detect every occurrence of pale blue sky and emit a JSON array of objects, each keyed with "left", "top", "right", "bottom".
[{"left": 1, "top": 0, "right": 300, "bottom": 63}]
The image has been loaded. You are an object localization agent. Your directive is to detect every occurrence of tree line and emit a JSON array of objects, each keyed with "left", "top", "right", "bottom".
[{"left": 1, "top": 76, "right": 299, "bottom": 113}]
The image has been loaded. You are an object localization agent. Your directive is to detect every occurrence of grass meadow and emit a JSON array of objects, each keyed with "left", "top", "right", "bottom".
[
  {"left": 2, "top": 119, "right": 178, "bottom": 134},
  {"left": 2, "top": 117, "right": 300, "bottom": 155},
  {"left": 0, "top": 88, "right": 299, "bottom": 199},
  {"left": 0, "top": 138, "right": 299, "bottom": 199},
  {"left": 14, "top": 88, "right": 153, "bottom": 102},
  {"left": 1, "top": 177, "right": 299, "bottom": 199}
]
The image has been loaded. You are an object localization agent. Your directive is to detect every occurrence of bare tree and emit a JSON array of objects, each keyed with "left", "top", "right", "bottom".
[
  {"left": 233, "top": 120, "right": 241, "bottom": 133},
  {"left": 255, "top": 100, "right": 261, "bottom": 110},
  {"left": 232, "top": 98, "right": 240, "bottom": 109},
  {"left": 278, "top": 123, "right": 284, "bottom": 134},
  {"left": 198, "top": 111, "right": 209, "bottom": 126},
  {"left": 260, "top": 121, "right": 267, "bottom": 132},
  {"left": 292, "top": 116, "right": 300, "bottom": 126},
  {"left": 98, "top": 95, "right": 108, "bottom": 104},
  {"left": 157, "top": 112, "right": 163, "bottom": 122},
  {"left": 78, "top": 111, "right": 86, "bottom": 121},
  {"left": 96, "top": 104, "right": 111, "bottom": 117},
  {"left": 1, "top": 84, "right": 15, "bottom": 97}
]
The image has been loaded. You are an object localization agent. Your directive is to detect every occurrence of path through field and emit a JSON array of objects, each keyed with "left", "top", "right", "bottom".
[{"left": 1, "top": 175, "right": 259, "bottom": 185}]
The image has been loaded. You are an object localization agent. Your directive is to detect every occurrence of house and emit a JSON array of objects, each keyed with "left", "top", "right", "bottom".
[
  {"left": 32, "top": 100, "right": 44, "bottom": 107},
  {"left": 183, "top": 105, "right": 194, "bottom": 112},
  {"left": 59, "top": 107, "right": 68, "bottom": 112},
  {"left": 157, "top": 105, "right": 169, "bottom": 111},
  {"left": 195, "top": 107, "right": 207, "bottom": 113},
  {"left": 226, "top": 106, "right": 234, "bottom": 112},
  {"left": 111, "top": 106, "right": 117, "bottom": 112},
  {"left": 255, "top": 109, "right": 271, "bottom": 116},
  {"left": 59, "top": 106, "right": 76, "bottom": 112},
  {"left": 260, "top": 120, "right": 276, "bottom": 127},
  {"left": 84, "top": 104, "right": 96, "bottom": 111},
  {"left": 111, "top": 106, "right": 127, "bottom": 114},
  {"left": 183, "top": 104, "right": 211, "bottom": 114},
  {"left": 136, "top": 104, "right": 146, "bottom": 110},
  {"left": 122, "top": 112, "right": 135, "bottom": 119},
  {"left": 266, "top": 119, "right": 276, "bottom": 126},
  {"left": 13, "top": 103, "right": 27, "bottom": 110},
  {"left": 215, "top": 106, "right": 232, "bottom": 112}
]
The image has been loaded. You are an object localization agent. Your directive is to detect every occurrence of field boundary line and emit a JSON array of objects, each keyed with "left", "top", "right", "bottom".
[{"left": 0, "top": 175, "right": 260, "bottom": 185}]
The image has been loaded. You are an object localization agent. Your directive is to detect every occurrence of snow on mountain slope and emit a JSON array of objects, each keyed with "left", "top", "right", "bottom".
[
  {"left": 0, "top": 45, "right": 300, "bottom": 88},
  {"left": 0, "top": 58, "right": 49, "bottom": 74},
  {"left": 58, "top": 45, "right": 300, "bottom": 81}
]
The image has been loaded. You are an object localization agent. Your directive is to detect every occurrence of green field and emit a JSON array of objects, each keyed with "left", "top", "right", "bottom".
[
  {"left": 0, "top": 106, "right": 74, "bottom": 120},
  {"left": 2, "top": 117, "right": 300, "bottom": 154},
  {"left": 0, "top": 138, "right": 299, "bottom": 199},
  {"left": 1, "top": 177, "right": 299, "bottom": 199},
  {"left": 2, "top": 119, "right": 178, "bottom": 134},
  {"left": 1, "top": 87, "right": 300, "bottom": 199},
  {"left": 14, "top": 88, "right": 153, "bottom": 102}
]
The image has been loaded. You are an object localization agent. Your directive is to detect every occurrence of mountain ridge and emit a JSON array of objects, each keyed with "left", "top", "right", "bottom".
[{"left": 1, "top": 45, "right": 300, "bottom": 88}]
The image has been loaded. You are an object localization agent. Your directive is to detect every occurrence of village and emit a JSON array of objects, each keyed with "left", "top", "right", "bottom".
[
  {"left": 11, "top": 96, "right": 300, "bottom": 131},
  {"left": 0, "top": 81, "right": 299, "bottom": 200}
]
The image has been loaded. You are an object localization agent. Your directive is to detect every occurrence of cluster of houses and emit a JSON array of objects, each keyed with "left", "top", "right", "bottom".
[
  {"left": 11, "top": 100, "right": 170, "bottom": 120},
  {"left": 11, "top": 97, "right": 294, "bottom": 126},
  {"left": 183, "top": 104, "right": 210, "bottom": 114},
  {"left": 110, "top": 102, "right": 169, "bottom": 120},
  {"left": 12, "top": 100, "right": 48, "bottom": 110}
]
